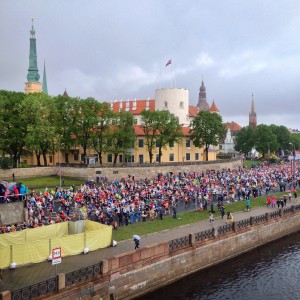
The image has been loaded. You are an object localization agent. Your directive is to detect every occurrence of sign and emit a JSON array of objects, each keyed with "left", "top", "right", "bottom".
[{"left": 52, "top": 247, "right": 62, "bottom": 265}]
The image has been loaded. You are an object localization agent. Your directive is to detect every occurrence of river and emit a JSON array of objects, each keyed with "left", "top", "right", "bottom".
[{"left": 138, "top": 231, "right": 300, "bottom": 300}]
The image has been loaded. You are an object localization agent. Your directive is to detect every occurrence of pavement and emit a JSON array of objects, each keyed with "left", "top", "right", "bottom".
[{"left": 1, "top": 196, "right": 300, "bottom": 292}]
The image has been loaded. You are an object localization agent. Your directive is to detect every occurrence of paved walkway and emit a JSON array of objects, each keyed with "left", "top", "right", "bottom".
[{"left": 1, "top": 197, "right": 300, "bottom": 292}]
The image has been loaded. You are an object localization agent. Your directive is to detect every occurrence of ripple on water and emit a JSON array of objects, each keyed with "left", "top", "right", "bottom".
[{"left": 137, "top": 232, "right": 300, "bottom": 300}]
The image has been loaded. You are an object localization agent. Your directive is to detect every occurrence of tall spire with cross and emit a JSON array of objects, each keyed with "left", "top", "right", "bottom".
[{"left": 25, "top": 17, "right": 42, "bottom": 94}]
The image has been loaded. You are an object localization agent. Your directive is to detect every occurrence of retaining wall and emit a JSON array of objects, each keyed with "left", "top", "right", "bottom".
[
  {"left": 0, "top": 158, "right": 242, "bottom": 182},
  {"left": 2, "top": 206, "right": 300, "bottom": 300}
]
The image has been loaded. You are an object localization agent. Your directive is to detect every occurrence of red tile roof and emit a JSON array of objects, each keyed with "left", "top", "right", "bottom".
[
  {"left": 188, "top": 105, "right": 198, "bottom": 117},
  {"left": 225, "top": 121, "right": 242, "bottom": 132},
  {"left": 111, "top": 99, "right": 155, "bottom": 115},
  {"left": 209, "top": 100, "right": 220, "bottom": 112}
]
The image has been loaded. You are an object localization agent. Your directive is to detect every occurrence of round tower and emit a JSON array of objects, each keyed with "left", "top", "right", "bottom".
[{"left": 155, "top": 88, "right": 189, "bottom": 125}]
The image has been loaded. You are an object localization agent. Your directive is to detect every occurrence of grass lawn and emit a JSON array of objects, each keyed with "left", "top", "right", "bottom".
[
  {"left": 113, "top": 189, "right": 298, "bottom": 241},
  {"left": 15, "top": 176, "right": 85, "bottom": 191},
  {"left": 243, "top": 160, "right": 262, "bottom": 168}
]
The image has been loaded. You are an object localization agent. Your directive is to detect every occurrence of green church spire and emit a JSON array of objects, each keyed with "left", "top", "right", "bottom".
[
  {"left": 42, "top": 60, "right": 48, "bottom": 94},
  {"left": 27, "top": 17, "right": 40, "bottom": 82}
]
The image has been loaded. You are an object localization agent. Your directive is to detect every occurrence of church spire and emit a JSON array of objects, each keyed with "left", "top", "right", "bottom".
[
  {"left": 42, "top": 60, "right": 48, "bottom": 94},
  {"left": 196, "top": 78, "right": 210, "bottom": 111},
  {"left": 249, "top": 93, "right": 257, "bottom": 128},
  {"left": 25, "top": 17, "right": 42, "bottom": 94},
  {"left": 27, "top": 17, "right": 40, "bottom": 82}
]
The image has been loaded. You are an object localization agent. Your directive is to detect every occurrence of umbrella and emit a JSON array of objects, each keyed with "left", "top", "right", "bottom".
[{"left": 132, "top": 235, "right": 141, "bottom": 241}]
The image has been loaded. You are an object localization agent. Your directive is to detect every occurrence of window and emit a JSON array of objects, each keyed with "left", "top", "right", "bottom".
[
  {"left": 119, "top": 154, "right": 123, "bottom": 163},
  {"left": 186, "top": 139, "right": 190, "bottom": 147},
  {"left": 169, "top": 153, "right": 174, "bottom": 161},
  {"left": 180, "top": 101, "right": 184, "bottom": 109},
  {"left": 125, "top": 155, "right": 134, "bottom": 162},
  {"left": 138, "top": 139, "right": 144, "bottom": 148},
  {"left": 186, "top": 153, "right": 191, "bottom": 161},
  {"left": 195, "top": 153, "right": 199, "bottom": 161},
  {"left": 139, "top": 154, "right": 144, "bottom": 164},
  {"left": 80, "top": 154, "right": 84, "bottom": 162},
  {"left": 49, "top": 156, "right": 53, "bottom": 163},
  {"left": 74, "top": 153, "right": 79, "bottom": 161},
  {"left": 156, "top": 154, "right": 160, "bottom": 162},
  {"left": 107, "top": 154, "right": 112, "bottom": 163},
  {"left": 169, "top": 141, "right": 174, "bottom": 148},
  {"left": 164, "top": 101, "right": 168, "bottom": 108}
]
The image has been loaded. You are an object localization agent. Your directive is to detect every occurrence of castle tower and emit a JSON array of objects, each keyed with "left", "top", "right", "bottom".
[
  {"left": 24, "top": 18, "right": 42, "bottom": 94},
  {"left": 249, "top": 94, "right": 257, "bottom": 128},
  {"left": 209, "top": 100, "right": 220, "bottom": 114},
  {"left": 196, "top": 79, "right": 210, "bottom": 111},
  {"left": 42, "top": 61, "right": 48, "bottom": 94}
]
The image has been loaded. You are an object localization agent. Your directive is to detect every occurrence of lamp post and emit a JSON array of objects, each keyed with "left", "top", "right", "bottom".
[{"left": 59, "top": 143, "right": 64, "bottom": 189}]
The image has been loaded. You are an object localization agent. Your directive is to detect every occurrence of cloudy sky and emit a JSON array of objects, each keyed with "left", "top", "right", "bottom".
[{"left": 1, "top": 0, "right": 300, "bottom": 129}]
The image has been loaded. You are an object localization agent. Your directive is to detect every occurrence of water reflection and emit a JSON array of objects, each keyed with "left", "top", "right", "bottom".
[{"left": 138, "top": 232, "right": 300, "bottom": 300}]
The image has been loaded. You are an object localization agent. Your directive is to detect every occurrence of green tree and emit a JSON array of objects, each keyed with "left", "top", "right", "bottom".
[
  {"left": 269, "top": 124, "right": 291, "bottom": 155},
  {"left": 107, "top": 111, "right": 135, "bottom": 164},
  {"left": 234, "top": 126, "right": 255, "bottom": 157},
  {"left": 53, "top": 95, "right": 80, "bottom": 164},
  {"left": 76, "top": 98, "right": 102, "bottom": 160},
  {"left": 0, "top": 90, "right": 27, "bottom": 167},
  {"left": 22, "top": 93, "right": 57, "bottom": 166},
  {"left": 90, "top": 102, "right": 113, "bottom": 164},
  {"left": 190, "top": 110, "right": 225, "bottom": 161},
  {"left": 153, "top": 111, "right": 183, "bottom": 163},
  {"left": 141, "top": 110, "right": 159, "bottom": 163},
  {"left": 253, "top": 124, "right": 277, "bottom": 157}
]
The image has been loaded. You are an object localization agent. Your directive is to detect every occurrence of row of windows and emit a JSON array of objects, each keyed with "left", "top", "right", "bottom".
[
  {"left": 138, "top": 139, "right": 191, "bottom": 148},
  {"left": 56, "top": 151, "right": 200, "bottom": 164},
  {"left": 164, "top": 101, "right": 185, "bottom": 109},
  {"left": 107, "top": 153, "right": 200, "bottom": 163}
]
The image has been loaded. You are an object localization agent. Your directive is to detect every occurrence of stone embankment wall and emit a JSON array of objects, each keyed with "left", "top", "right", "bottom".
[
  {"left": 0, "top": 158, "right": 242, "bottom": 182},
  {"left": 0, "top": 202, "right": 26, "bottom": 226},
  {"left": 2, "top": 207, "right": 300, "bottom": 300}
]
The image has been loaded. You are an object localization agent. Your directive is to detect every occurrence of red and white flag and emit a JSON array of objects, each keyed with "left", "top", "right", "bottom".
[{"left": 165, "top": 59, "right": 172, "bottom": 67}]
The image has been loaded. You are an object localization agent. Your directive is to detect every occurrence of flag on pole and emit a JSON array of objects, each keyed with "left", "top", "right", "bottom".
[{"left": 165, "top": 59, "right": 172, "bottom": 67}]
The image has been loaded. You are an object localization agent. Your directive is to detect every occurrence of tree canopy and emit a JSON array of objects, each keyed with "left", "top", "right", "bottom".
[{"left": 190, "top": 110, "right": 225, "bottom": 161}]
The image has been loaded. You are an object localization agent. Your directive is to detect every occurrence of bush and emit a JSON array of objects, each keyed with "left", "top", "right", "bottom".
[{"left": 0, "top": 157, "right": 13, "bottom": 169}]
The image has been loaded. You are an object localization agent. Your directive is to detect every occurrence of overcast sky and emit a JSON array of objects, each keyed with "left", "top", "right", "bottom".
[{"left": 1, "top": 0, "right": 300, "bottom": 129}]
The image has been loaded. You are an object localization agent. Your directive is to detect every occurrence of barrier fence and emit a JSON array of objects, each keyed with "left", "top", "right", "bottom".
[{"left": 0, "top": 220, "right": 112, "bottom": 269}]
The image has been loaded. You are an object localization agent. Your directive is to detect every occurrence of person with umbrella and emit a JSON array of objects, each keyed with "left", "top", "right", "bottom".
[{"left": 133, "top": 235, "right": 141, "bottom": 250}]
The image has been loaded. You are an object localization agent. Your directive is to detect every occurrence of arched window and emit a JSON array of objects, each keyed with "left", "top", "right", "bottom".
[{"left": 180, "top": 101, "right": 184, "bottom": 109}]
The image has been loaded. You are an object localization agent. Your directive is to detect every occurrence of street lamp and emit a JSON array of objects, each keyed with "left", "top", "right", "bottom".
[
  {"left": 289, "top": 143, "right": 296, "bottom": 177},
  {"left": 58, "top": 143, "right": 64, "bottom": 189}
]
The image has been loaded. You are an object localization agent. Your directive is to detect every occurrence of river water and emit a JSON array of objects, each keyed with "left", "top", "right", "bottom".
[{"left": 138, "top": 231, "right": 300, "bottom": 300}]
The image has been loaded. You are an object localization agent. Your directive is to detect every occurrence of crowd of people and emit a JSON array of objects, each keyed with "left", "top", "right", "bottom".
[{"left": 0, "top": 161, "right": 299, "bottom": 234}]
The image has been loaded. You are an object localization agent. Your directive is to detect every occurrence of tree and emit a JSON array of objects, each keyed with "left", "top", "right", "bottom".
[
  {"left": 0, "top": 90, "right": 28, "bottom": 167},
  {"left": 107, "top": 111, "right": 135, "bottom": 164},
  {"left": 53, "top": 95, "right": 80, "bottom": 164},
  {"left": 22, "top": 93, "right": 57, "bottom": 166},
  {"left": 190, "top": 110, "right": 225, "bottom": 161},
  {"left": 152, "top": 111, "right": 183, "bottom": 163},
  {"left": 253, "top": 124, "right": 277, "bottom": 157},
  {"left": 269, "top": 124, "right": 291, "bottom": 156},
  {"left": 234, "top": 126, "right": 255, "bottom": 157},
  {"left": 90, "top": 102, "right": 112, "bottom": 164},
  {"left": 75, "top": 98, "right": 102, "bottom": 160},
  {"left": 140, "top": 110, "right": 159, "bottom": 163}
]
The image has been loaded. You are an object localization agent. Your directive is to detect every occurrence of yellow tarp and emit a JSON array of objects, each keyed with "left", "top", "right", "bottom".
[
  {"left": 0, "top": 222, "right": 68, "bottom": 248},
  {"left": 0, "top": 221, "right": 112, "bottom": 269}
]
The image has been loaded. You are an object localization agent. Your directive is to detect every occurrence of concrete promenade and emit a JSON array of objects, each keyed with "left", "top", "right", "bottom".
[{"left": 1, "top": 197, "right": 300, "bottom": 293}]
